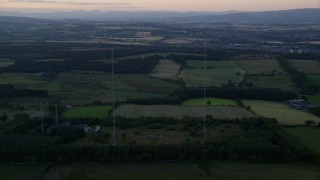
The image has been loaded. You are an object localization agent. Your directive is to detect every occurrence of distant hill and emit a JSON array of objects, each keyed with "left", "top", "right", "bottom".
[
  {"left": 0, "top": 9, "right": 319, "bottom": 23},
  {"left": 175, "top": 9, "right": 320, "bottom": 24}
]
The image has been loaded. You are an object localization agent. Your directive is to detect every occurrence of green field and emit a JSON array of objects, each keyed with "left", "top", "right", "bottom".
[
  {"left": 182, "top": 98, "right": 237, "bottom": 106},
  {"left": 150, "top": 59, "right": 181, "bottom": 80},
  {"left": 179, "top": 60, "right": 243, "bottom": 87},
  {"left": 0, "top": 73, "right": 46, "bottom": 89},
  {"left": 307, "top": 75, "right": 320, "bottom": 86},
  {"left": 247, "top": 75, "right": 297, "bottom": 92},
  {"left": 304, "top": 95, "right": 320, "bottom": 106},
  {"left": 1, "top": 163, "right": 319, "bottom": 180},
  {"left": 179, "top": 69, "right": 242, "bottom": 87},
  {"left": 286, "top": 127, "right": 320, "bottom": 154},
  {"left": 0, "top": 58, "right": 14, "bottom": 67},
  {"left": 289, "top": 60, "right": 320, "bottom": 74},
  {"left": 0, "top": 72, "right": 181, "bottom": 103},
  {"left": 243, "top": 100, "right": 320, "bottom": 125},
  {"left": 235, "top": 59, "right": 284, "bottom": 75},
  {"left": 63, "top": 105, "right": 112, "bottom": 119},
  {"left": 114, "top": 105, "right": 255, "bottom": 119}
]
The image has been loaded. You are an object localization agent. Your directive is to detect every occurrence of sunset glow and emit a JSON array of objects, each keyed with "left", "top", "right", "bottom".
[{"left": 1, "top": 0, "right": 319, "bottom": 11}]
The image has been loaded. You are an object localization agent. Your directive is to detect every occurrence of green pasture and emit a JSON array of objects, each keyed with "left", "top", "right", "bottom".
[
  {"left": 304, "top": 95, "right": 320, "bottom": 106},
  {"left": 150, "top": 59, "right": 181, "bottom": 80},
  {"left": 235, "top": 59, "right": 284, "bottom": 75},
  {"left": 0, "top": 72, "right": 180, "bottom": 103},
  {"left": 1, "top": 163, "right": 320, "bottom": 180},
  {"left": 286, "top": 126, "right": 320, "bottom": 154},
  {"left": 0, "top": 58, "right": 14, "bottom": 67},
  {"left": 243, "top": 100, "right": 320, "bottom": 125},
  {"left": 247, "top": 75, "right": 297, "bottom": 92},
  {"left": 179, "top": 69, "right": 242, "bottom": 87},
  {"left": 289, "top": 60, "right": 320, "bottom": 74},
  {"left": 307, "top": 75, "right": 320, "bottom": 86},
  {"left": 63, "top": 105, "right": 112, "bottom": 119}
]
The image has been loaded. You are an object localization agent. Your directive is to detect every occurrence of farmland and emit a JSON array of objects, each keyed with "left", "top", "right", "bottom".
[
  {"left": 286, "top": 127, "right": 320, "bottom": 154},
  {"left": 0, "top": 58, "right": 14, "bottom": 67},
  {"left": 63, "top": 105, "right": 112, "bottom": 119},
  {"left": 0, "top": 73, "right": 181, "bottom": 104},
  {"left": 0, "top": 16, "right": 319, "bottom": 176},
  {"left": 179, "top": 60, "right": 244, "bottom": 87},
  {"left": 234, "top": 59, "right": 284, "bottom": 75},
  {"left": 304, "top": 95, "right": 320, "bottom": 105},
  {"left": 114, "top": 105, "right": 255, "bottom": 119},
  {"left": 150, "top": 59, "right": 181, "bottom": 80},
  {"left": 307, "top": 75, "right": 320, "bottom": 86},
  {"left": 182, "top": 98, "right": 237, "bottom": 106},
  {"left": 243, "top": 100, "right": 320, "bottom": 125},
  {"left": 1, "top": 163, "right": 320, "bottom": 180},
  {"left": 288, "top": 60, "right": 320, "bottom": 74},
  {"left": 246, "top": 75, "right": 297, "bottom": 92}
]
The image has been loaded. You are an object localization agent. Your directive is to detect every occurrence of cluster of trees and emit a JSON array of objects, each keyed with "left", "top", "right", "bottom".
[
  {"left": 0, "top": 56, "right": 161, "bottom": 74},
  {"left": 278, "top": 58, "right": 319, "bottom": 95},
  {"left": 0, "top": 117, "right": 316, "bottom": 163},
  {"left": 173, "top": 87, "right": 297, "bottom": 101},
  {"left": 0, "top": 84, "right": 48, "bottom": 99}
]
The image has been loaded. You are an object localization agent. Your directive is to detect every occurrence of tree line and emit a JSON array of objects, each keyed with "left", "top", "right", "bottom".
[
  {"left": 0, "top": 84, "right": 48, "bottom": 99},
  {"left": 278, "top": 58, "right": 319, "bottom": 95},
  {"left": 0, "top": 117, "right": 317, "bottom": 163}
]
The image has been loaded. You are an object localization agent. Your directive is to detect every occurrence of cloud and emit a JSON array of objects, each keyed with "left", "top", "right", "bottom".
[{"left": 7, "top": 0, "right": 131, "bottom": 6}]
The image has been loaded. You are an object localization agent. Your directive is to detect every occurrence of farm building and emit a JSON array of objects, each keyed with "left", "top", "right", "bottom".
[{"left": 287, "top": 99, "right": 318, "bottom": 110}]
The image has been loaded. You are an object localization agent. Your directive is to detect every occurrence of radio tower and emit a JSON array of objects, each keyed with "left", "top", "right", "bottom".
[
  {"left": 111, "top": 49, "right": 116, "bottom": 146},
  {"left": 40, "top": 103, "right": 44, "bottom": 135},
  {"left": 55, "top": 103, "right": 59, "bottom": 126},
  {"left": 203, "top": 41, "right": 207, "bottom": 133}
]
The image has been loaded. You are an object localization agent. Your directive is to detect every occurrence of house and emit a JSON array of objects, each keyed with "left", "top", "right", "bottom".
[
  {"left": 287, "top": 99, "right": 318, "bottom": 111},
  {"left": 87, "top": 126, "right": 101, "bottom": 134},
  {"left": 76, "top": 124, "right": 90, "bottom": 132}
]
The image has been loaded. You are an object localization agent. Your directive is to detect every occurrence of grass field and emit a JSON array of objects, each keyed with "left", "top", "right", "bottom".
[
  {"left": 307, "top": 75, "right": 320, "bottom": 86},
  {"left": 63, "top": 105, "right": 112, "bottom": 119},
  {"left": 179, "top": 69, "right": 242, "bottom": 87},
  {"left": 150, "top": 59, "right": 181, "bottom": 80},
  {"left": 0, "top": 73, "right": 46, "bottom": 89},
  {"left": 289, "top": 60, "right": 320, "bottom": 74},
  {"left": 0, "top": 58, "right": 14, "bottom": 67},
  {"left": 0, "top": 164, "right": 47, "bottom": 180},
  {"left": 235, "top": 59, "right": 284, "bottom": 75},
  {"left": 247, "top": 75, "right": 297, "bottom": 92},
  {"left": 286, "top": 127, "right": 320, "bottom": 154},
  {"left": 304, "top": 95, "right": 320, "bottom": 106},
  {"left": 164, "top": 38, "right": 191, "bottom": 44},
  {"left": 0, "top": 72, "right": 180, "bottom": 104},
  {"left": 182, "top": 98, "right": 237, "bottom": 106},
  {"left": 2, "top": 163, "right": 319, "bottom": 180},
  {"left": 180, "top": 60, "right": 243, "bottom": 87},
  {"left": 114, "top": 105, "right": 255, "bottom": 119},
  {"left": 243, "top": 100, "right": 320, "bottom": 125}
]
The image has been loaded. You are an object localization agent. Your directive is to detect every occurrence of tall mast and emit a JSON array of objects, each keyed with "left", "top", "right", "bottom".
[
  {"left": 55, "top": 103, "right": 59, "bottom": 126},
  {"left": 203, "top": 41, "right": 207, "bottom": 133},
  {"left": 111, "top": 49, "right": 116, "bottom": 146},
  {"left": 41, "top": 103, "right": 43, "bottom": 135}
]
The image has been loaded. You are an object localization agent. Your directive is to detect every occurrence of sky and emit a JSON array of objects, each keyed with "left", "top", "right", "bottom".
[{"left": 0, "top": 0, "right": 319, "bottom": 12}]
